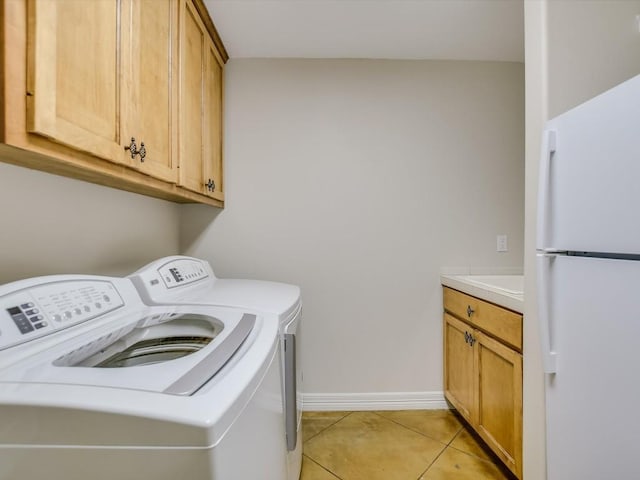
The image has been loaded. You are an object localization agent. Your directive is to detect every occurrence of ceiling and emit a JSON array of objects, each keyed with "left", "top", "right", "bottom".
[{"left": 203, "top": 0, "right": 524, "bottom": 62}]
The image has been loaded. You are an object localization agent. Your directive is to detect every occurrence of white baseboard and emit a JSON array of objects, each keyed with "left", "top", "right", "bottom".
[{"left": 302, "top": 391, "right": 449, "bottom": 411}]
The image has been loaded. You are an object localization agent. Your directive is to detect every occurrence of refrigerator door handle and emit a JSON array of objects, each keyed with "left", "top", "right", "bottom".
[
  {"left": 537, "top": 253, "right": 557, "bottom": 373},
  {"left": 536, "top": 129, "right": 556, "bottom": 251}
]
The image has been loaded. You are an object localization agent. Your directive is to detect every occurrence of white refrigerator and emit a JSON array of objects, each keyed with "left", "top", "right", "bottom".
[{"left": 537, "top": 73, "right": 640, "bottom": 479}]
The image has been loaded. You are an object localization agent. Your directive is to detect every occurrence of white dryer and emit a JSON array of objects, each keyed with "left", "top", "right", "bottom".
[
  {"left": 0, "top": 274, "right": 287, "bottom": 480},
  {"left": 129, "top": 256, "right": 303, "bottom": 480}
]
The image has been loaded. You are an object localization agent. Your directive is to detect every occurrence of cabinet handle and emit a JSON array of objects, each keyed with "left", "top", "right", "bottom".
[
  {"left": 124, "top": 137, "right": 146, "bottom": 162},
  {"left": 124, "top": 137, "right": 137, "bottom": 158},
  {"left": 464, "top": 331, "right": 476, "bottom": 347},
  {"left": 205, "top": 178, "right": 216, "bottom": 192},
  {"left": 466, "top": 305, "right": 475, "bottom": 317}
]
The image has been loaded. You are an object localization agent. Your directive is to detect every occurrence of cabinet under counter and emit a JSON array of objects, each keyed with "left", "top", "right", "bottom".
[{"left": 442, "top": 285, "right": 523, "bottom": 479}]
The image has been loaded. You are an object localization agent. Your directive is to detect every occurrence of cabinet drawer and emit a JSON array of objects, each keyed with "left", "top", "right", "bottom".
[{"left": 443, "top": 287, "right": 522, "bottom": 351}]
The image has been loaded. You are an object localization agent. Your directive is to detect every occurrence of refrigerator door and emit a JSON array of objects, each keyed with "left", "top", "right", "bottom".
[
  {"left": 537, "top": 74, "right": 640, "bottom": 254},
  {"left": 542, "top": 255, "right": 640, "bottom": 479}
]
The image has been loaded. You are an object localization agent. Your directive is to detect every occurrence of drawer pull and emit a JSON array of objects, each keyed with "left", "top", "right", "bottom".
[
  {"left": 466, "top": 305, "right": 475, "bottom": 317},
  {"left": 464, "top": 331, "right": 470, "bottom": 344}
]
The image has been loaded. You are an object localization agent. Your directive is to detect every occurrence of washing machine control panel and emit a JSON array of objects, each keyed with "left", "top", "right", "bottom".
[
  {"left": 0, "top": 280, "right": 124, "bottom": 349},
  {"left": 157, "top": 259, "right": 210, "bottom": 289}
]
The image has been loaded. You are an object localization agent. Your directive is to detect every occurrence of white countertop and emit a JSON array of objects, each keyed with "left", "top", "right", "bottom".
[{"left": 440, "top": 274, "right": 524, "bottom": 313}]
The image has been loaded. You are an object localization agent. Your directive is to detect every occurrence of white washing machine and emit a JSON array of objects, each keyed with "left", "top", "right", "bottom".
[
  {"left": 129, "top": 256, "right": 303, "bottom": 480},
  {"left": 0, "top": 274, "right": 287, "bottom": 480}
]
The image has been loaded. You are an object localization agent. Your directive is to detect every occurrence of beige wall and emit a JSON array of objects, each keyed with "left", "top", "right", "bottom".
[
  {"left": 0, "top": 162, "right": 180, "bottom": 283},
  {"left": 523, "top": 1, "right": 640, "bottom": 479},
  {"left": 181, "top": 58, "right": 525, "bottom": 395},
  {"left": 547, "top": 0, "right": 640, "bottom": 117}
]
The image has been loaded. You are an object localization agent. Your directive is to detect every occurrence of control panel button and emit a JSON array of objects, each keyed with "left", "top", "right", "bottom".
[
  {"left": 74, "top": 308, "right": 82, "bottom": 315},
  {"left": 64, "top": 311, "right": 72, "bottom": 319},
  {"left": 103, "top": 295, "right": 110, "bottom": 302},
  {"left": 24, "top": 309, "right": 39, "bottom": 315},
  {"left": 84, "top": 305, "right": 91, "bottom": 312},
  {"left": 12, "top": 313, "right": 34, "bottom": 334},
  {"left": 34, "top": 323, "right": 46, "bottom": 330},
  {"left": 20, "top": 303, "right": 34, "bottom": 309},
  {"left": 29, "top": 315, "right": 44, "bottom": 323},
  {"left": 52, "top": 314, "right": 62, "bottom": 322},
  {"left": 95, "top": 302, "right": 102, "bottom": 309}
]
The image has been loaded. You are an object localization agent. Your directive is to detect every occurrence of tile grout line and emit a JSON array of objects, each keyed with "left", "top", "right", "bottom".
[
  {"left": 303, "top": 411, "right": 510, "bottom": 479},
  {"left": 372, "top": 412, "right": 501, "bottom": 464},
  {"left": 416, "top": 428, "right": 472, "bottom": 480},
  {"left": 366, "top": 412, "right": 463, "bottom": 480},
  {"left": 302, "top": 412, "right": 353, "bottom": 444},
  {"left": 371, "top": 411, "right": 464, "bottom": 447},
  {"left": 302, "top": 454, "right": 345, "bottom": 480},
  {"left": 416, "top": 441, "right": 449, "bottom": 479}
]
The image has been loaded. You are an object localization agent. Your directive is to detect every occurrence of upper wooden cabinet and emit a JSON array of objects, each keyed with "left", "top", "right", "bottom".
[
  {"left": 121, "top": 0, "right": 179, "bottom": 183},
  {"left": 26, "top": 0, "right": 128, "bottom": 167},
  {"left": 1, "top": 0, "right": 227, "bottom": 206},
  {"left": 179, "top": 0, "right": 224, "bottom": 201}
]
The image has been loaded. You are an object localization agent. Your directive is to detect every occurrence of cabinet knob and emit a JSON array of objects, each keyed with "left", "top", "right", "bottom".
[
  {"left": 464, "top": 331, "right": 470, "bottom": 344},
  {"left": 205, "top": 178, "right": 216, "bottom": 192},
  {"left": 124, "top": 137, "right": 138, "bottom": 159},
  {"left": 466, "top": 305, "right": 475, "bottom": 317},
  {"left": 124, "top": 137, "right": 146, "bottom": 162}
]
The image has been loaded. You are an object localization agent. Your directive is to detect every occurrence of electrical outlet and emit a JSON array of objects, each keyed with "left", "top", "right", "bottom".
[{"left": 497, "top": 235, "right": 508, "bottom": 252}]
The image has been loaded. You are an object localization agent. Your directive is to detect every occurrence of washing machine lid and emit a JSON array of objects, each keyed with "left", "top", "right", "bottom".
[{"left": 0, "top": 304, "right": 257, "bottom": 396}]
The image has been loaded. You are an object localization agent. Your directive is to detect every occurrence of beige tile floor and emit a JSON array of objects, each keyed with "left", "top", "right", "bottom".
[{"left": 301, "top": 410, "right": 514, "bottom": 480}]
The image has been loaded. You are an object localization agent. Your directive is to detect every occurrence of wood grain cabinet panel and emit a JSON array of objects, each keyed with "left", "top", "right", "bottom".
[
  {"left": 443, "top": 287, "right": 523, "bottom": 479},
  {"left": 122, "top": 0, "right": 178, "bottom": 183},
  {"left": 443, "top": 287, "right": 522, "bottom": 350},
  {"left": 1, "top": 0, "right": 227, "bottom": 206},
  {"left": 178, "top": 0, "right": 224, "bottom": 201},
  {"left": 26, "top": 0, "right": 126, "bottom": 165},
  {"left": 476, "top": 331, "right": 523, "bottom": 477},
  {"left": 202, "top": 38, "right": 224, "bottom": 201},
  {"left": 443, "top": 313, "right": 476, "bottom": 423}
]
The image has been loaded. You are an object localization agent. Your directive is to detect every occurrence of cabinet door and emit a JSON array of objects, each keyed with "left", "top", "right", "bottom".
[
  {"left": 178, "top": 0, "right": 224, "bottom": 199},
  {"left": 178, "top": 0, "right": 206, "bottom": 195},
  {"left": 443, "top": 313, "right": 476, "bottom": 423},
  {"left": 121, "top": 0, "right": 178, "bottom": 182},
  {"left": 475, "top": 331, "right": 522, "bottom": 478},
  {"left": 26, "top": 0, "right": 129, "bottom": 166},
  {"left": 202, "top": 38, "right": 224, "bottom": 201}
]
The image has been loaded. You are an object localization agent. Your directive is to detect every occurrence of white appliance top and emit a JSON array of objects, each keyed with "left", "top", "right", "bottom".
[
  {"left": 129, "top": 256, "right": 301, "bottom": 321},
  {"left": 0, "top": 275, "right": 262, "bottom": 395},
  {"left": 0, "top": 274, "right": 282, "bottom": 447}
]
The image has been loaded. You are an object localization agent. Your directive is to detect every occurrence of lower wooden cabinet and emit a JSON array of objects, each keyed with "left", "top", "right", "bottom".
[
  {"left": 443, "top": 287, "right": 523, "bottom": 478},
  {"left": 443, "top": 313, "right": 475, "bottom": 421}
]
